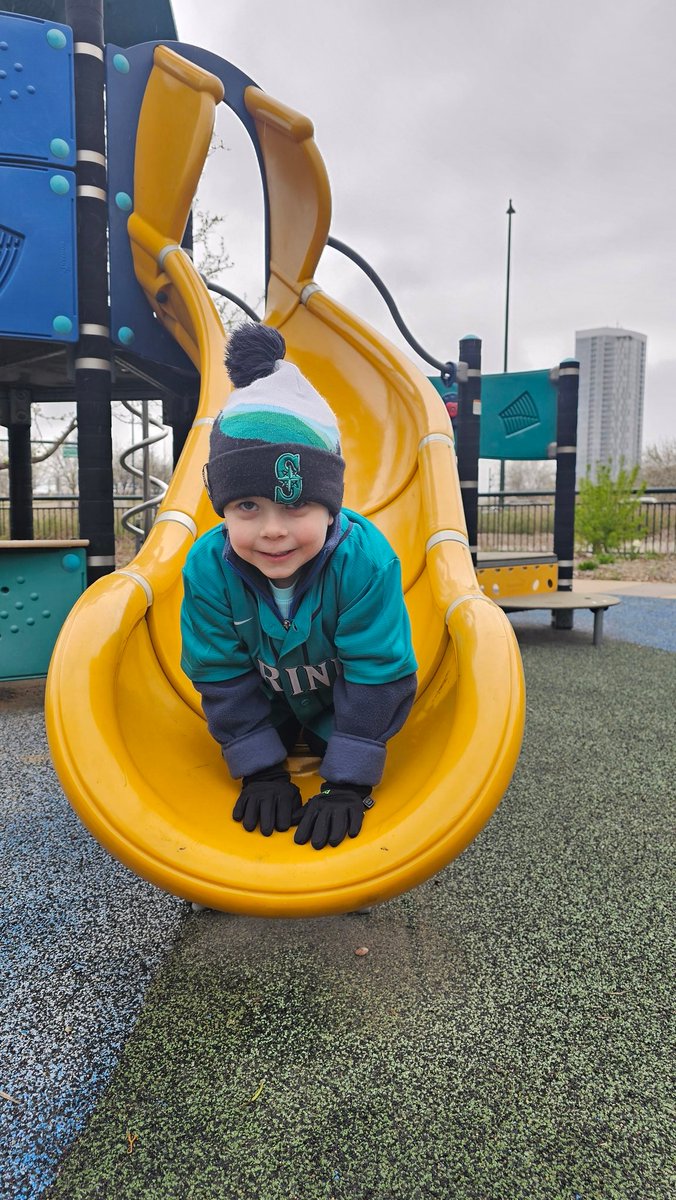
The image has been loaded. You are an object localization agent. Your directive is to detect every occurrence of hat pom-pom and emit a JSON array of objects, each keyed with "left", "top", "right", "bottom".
[{"left": 225, "top": 323, "right": 286, "bottom": 389}]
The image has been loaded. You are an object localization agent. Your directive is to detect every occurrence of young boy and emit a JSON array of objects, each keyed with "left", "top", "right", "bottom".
[{"left": 180, "top": 322, "right": 417, "bottom": 850}]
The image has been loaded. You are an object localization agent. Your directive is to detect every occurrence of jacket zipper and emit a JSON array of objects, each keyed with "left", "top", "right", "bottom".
[{"left": 223, "top": 518, "right": 353, "bottom": 629}]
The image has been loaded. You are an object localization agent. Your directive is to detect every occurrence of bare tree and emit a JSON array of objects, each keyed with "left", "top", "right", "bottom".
[
  {"left": 192, "top": 205, "right": 262, "bottom": 328},
  {"left": 191, "top": 131, "right": 261, "bottom": 329},
  {"left": 0, "top": 406, "right": 77, "bottom": 489},
  {"left": 641, "top": 439, "right": 676, "bottom": 489},
  {"left": 504, "top": 459, "right": 556, "bottom": 493}
]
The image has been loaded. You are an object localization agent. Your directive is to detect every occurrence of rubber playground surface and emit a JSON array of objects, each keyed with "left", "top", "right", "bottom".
[{"left": 1, "top": 593, "right": 674, "bottom": 1200}]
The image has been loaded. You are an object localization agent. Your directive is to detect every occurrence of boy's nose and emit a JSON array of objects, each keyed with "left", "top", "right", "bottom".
[{"left": 262, "top": 513, "right": 288, "bottom": 537}]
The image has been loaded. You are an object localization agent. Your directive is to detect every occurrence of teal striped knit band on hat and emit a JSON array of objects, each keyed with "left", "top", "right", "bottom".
[{"left": 205, "top": 323, "right": 345, "bottom": 515}]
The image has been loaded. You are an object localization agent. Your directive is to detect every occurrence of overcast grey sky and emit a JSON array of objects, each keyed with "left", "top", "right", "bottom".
[{"left": 172, "top": 0, "right": 675, "bottom": 449}]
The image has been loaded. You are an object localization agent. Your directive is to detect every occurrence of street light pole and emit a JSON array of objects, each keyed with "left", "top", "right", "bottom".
[{"left": 499, "top": 199, "right": 515, "bottom": 497}]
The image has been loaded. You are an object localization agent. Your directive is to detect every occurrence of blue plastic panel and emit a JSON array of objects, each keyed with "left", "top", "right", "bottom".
[
  {"left": 0, "top": 162, "right": 78, "bottom": 341},
  {"left": 0, "top": 545, "right": 87, "bottom": 680},
  {"left": 0, "top": 12, "right": 76, "bottom": 168}
]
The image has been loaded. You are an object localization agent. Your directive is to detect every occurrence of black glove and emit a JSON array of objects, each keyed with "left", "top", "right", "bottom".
[
  {"left": 233, "top": 765, "right": 302, "bottom": 836},
  {"left": 293, "top": 783, "right": 373, "bottom": 850}
]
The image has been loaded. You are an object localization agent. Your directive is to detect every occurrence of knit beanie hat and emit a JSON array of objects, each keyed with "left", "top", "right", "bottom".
[{"left": 205, "top": 323, "right": 345, "bottom": 516}]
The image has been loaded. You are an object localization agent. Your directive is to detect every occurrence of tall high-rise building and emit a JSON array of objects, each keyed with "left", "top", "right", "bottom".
[{"left": 574, "top": 327, "right": 647, "bottom": 481}]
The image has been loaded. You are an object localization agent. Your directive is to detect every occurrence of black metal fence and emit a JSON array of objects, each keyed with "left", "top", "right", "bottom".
[
  {"left": 479, "top": 494, "right": 555, "bottom": 554},
  {"left": 1, "top": 490, "right": 675, "bottom": 556},
  {"left": 478, "top": 490, "right": 676, "bottom": 556},
  {"left": 0, "top": 495, "right": 136, "bottom": 541}
]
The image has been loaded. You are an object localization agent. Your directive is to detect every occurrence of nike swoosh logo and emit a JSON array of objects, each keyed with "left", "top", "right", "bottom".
[{"left": 234, "top": 617, "right": 253, "bottom": 626}]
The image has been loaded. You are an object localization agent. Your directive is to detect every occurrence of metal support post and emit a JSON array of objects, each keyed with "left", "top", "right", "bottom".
[
  {"left": 66, "top": 0, "right": 116, "bottom": 583},
  {"left": 553, "top": 358, "right": 580, "bottom": 629},
  {"left": 8, "top": 390, "right": 33, "bottom": 540},
  {"left": 456, "top": 335, "right": 482, "bottom": 566}
]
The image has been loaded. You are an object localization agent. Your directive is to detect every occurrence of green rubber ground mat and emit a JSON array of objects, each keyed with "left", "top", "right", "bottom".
[{"left": 46, "top": 634, "right": 675, "bottom": 1200}]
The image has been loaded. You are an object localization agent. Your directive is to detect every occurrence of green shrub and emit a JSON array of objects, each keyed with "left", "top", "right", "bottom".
[
  {"left": 575, "top": 462, "right": 647, "bottom": 555},
  {"left": 578, "top": 559, "right": 598, "bottom": 571}
]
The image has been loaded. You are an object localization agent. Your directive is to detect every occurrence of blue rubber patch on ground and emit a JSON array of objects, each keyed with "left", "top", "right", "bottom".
[
  {"left": 505, "top": 594, "right": 675, "bottom": 653},
  {"left": 0, "top": 683, "right": 186, "bottom": 1200}
]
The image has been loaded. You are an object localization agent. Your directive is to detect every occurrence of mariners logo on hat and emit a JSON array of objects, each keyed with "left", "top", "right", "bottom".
[{"left": 274, "top": 453, "right": 302, "bottom": 504}]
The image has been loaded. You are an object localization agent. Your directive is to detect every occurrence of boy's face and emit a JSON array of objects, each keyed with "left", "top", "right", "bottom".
[{"left": 223, "top": 496, "right": 333, "bottom": 586}]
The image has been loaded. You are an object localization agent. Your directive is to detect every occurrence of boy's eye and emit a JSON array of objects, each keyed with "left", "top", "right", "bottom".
[
  {"left": 238, "top": 501, "right": 257, "bottom": 512},
  {"left": 290, "top": 500, "right": 308, "bottom": 511}
]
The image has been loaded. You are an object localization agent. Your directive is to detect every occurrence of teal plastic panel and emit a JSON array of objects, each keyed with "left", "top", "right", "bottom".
[
  {"left": 480, "top": 370, "right": 557, "bottom": 461},
  {"left": 0, "top": 544, "right": 86, "bottom": 680}
]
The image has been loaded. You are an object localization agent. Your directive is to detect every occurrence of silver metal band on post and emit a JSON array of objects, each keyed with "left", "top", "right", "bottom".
[
  {"left": 444, "top": 593, "right": 494, "bottom": 623},
  {"left": 158, "top": 243, "right": 182, "bottom": 269},
  {"left": 459, "top": 480, "right": 479, "bottom": 489},
  {"left": 558, "top": 560, "right": 574, "bottom": 568},
  {"left": 74, "top": 42, "right": 104, "bottom": 59},
  {"left": 74, "top": 358, "right": 112, "bottom": 371},
  {"left": 87, "top": 554, "right": 116, "bottom": 567},
  {"left": 556, "top": 446, "right": 577, "bottom": 454},
  {"left": 425, "top": 530, "right": 470, "bottom": 553},
  {"left": 117, "top": 569, "right": 154, "bottom": 606},
  {"left": 77, "top": 185, "right": 107, "bottom": 201},
  {"left": 558, "top": 367, "right": 579, "bottom": 377},
  {"left": 419, "top": 433, "right": 453, "bottom": 450},
  {"left": 79, "top": 323, "right": 110, "bottom": 337},
  {"left": 77, "top": 150, "right": 106, "bottom": 166},
  {"left": 466, "top": 368, "right": 482, "bottom": 378},
  {"left": 154, "top": 511, "right": 198, "bottom": 538},
  {"left": 300, "top": 282, "right": 322, "bottom": 305}
]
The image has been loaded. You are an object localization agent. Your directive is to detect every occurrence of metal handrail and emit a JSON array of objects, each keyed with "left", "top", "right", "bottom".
[
  {"left": 326, "top": 236, "right": 456, "bottom": 384},
  {"left": 204, "top": 278, "right": 261, "bottom": 323}
]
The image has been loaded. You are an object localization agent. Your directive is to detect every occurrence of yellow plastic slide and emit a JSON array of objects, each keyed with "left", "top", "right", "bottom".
[{"left": 46, "top": 48, "right": 525, "bottom": 917}]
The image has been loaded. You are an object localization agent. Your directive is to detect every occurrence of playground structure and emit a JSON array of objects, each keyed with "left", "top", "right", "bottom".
[
  {"left": 461, "top": 368, "right": 622, "bottom": 639},
  {"left": 0, "top": 5, "right": 596, "bottom": 636},
  {"left": 1, "top": 4, "right": 527, "bottom": 915}
]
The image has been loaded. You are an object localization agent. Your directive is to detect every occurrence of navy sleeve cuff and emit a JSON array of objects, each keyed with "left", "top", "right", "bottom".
[
  {"left": 320, "top": 733, "right": 387, "bottom": 788},
  {"left": 223, "top": 725, "right": 288, "bottom": 779}
]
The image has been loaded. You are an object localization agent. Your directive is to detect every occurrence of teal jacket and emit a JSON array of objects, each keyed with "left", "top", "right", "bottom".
[{"left": 180, "top": 509, "right": 417, "bottom": 785}]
